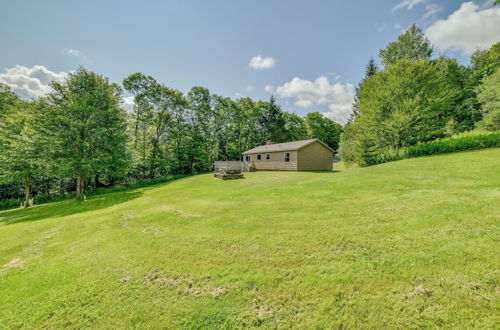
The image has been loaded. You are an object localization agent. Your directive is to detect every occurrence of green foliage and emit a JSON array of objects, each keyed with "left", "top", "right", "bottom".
[
  {"left": 0, "top": 84, "right": 18, "bottom": 127},
  {"left": 432, "top": 56, "right": 480, "bottom": 134},
  {"left": 371, "top": 130, "right": 500, "bottom": 165},
  {"left": 259, "top": 95, "right": 287, "bottom": 143},
  {"left": 350, "top": 57, "right": 378, "bottom": 122},
  {"left": 379, "top": 24, "right": 433, "bottom": 67},
  {"left": 43, "top": 67, "right": 130, "bottom": 198},
  {"left": 283, "top": 112, "right": 308, "bottom": 141},
  {"left": 0, "top": 198, "right": 21, "bottom": 210},
  {"left": 476, "top": 67, "right": 500, "bottom": 131},
  {"left": 343, "top": 59, "right": 456, "bottom": 165},
  {"left": 304, "top": 112, "right": 342, "bottom": 150},
  {"left": 470, "top": 42, "right": 500, "bottom": 79}
]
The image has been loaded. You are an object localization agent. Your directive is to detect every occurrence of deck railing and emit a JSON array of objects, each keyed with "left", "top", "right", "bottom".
[{"left": 214, "top": 161, "right": 249, "bottom": 172}]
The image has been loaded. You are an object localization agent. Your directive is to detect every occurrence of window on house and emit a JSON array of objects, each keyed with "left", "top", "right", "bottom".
[
  {"left": 284, "top": 152, "right": 290, "bottom": 162},
  {"left": 257, "top": 154, "right": 261, "bottom": 160},
  {"left": 266, "top": 154, "right": 270, "bottom": 160},
  {"left": 245, "top": 155, "right": 250, "bottom": 162}
]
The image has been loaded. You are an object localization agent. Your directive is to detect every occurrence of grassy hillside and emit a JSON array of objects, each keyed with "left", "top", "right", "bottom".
[{"left": 1, "top": 149, "right": 499, "bottom": 328}]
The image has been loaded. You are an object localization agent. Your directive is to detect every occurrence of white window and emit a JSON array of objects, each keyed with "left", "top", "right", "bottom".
[
  {"left": 266, "top": 154, "right": 270, "bottom": 160},
  {"left": 284, "top": 152, "right": 290, "bottom": 162},
  {"left": 257, "top": 154, "right": 261, "bottom": 160}
]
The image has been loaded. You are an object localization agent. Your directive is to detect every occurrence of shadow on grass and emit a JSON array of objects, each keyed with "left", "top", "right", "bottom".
[
  {"left": 0, "top": 174, "right": 196, "bottom": 226},
  {"left": 0, "top": 190, "right": 142, "bottom": 226},
  {"left": 298, "top": 170, "right": 341, "bottom": 173}
]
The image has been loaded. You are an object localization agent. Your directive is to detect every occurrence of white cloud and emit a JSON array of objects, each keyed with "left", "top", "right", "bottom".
[
  {"left": 392, "top": 0, "right": 427, "bottom": 12},
  {"left": 264, "top": 85, "right": 275, "bottom": 93},
  {"left": 249, "top": 55, "right": 276, "bottom": 70},
  {"left": 269, "top": 76, "right": 355, "bottom": 123},
  {"left": 422, "top": 3, "right": 443, "bottom": 19},
  {"left": 62, "top": 48, "right": 81, "bottom": 57},
  {"left": 425, "top": 2, "right": 500, "bottom": 54},
  {"left": 394, "top": 23, "right": 403, "bottom": 29},
  {"left": 0, "top": 65, "right": 133, "bottom": 111},
  {"left": 245, "top": 85, "right": 254, "bottom": 92},
  {"left": 122, "top": 96, "right": 135, "bottom": 112},
  {"left": 0, "top": 65, "right": 67, "bottom": 99}
]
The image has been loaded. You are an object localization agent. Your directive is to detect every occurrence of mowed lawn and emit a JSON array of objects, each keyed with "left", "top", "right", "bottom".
[{"left": 0, "top": 149, "right": 499, "bottom": 329}]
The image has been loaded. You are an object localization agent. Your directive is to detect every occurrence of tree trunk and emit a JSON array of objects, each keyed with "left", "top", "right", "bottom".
[
  {"left": 76, "top": 172, "right": 85, "bottom": 201},
  {"left": 23, "top": 174, "right": 31, "bottom": 208}
]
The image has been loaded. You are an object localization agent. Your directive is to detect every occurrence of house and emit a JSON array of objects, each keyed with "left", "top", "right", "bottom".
[{"left": 242, "top": 139, "right": 334, "bottom": 171}]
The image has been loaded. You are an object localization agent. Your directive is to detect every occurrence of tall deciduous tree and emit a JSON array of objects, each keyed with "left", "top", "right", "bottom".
[
  {"left": 0, "top": 84, "right": 18, "bottom": 140},
  {"left": 379, "top": 24, "right": 433, "bottom": 67},
  {"left": 43, "top": 68, "right": 130, "bottom": 200},
  {"left": 0, "top": 101, "right": 46, "bottom": 207},
  {"left": 283, "top": 112, "right": 308, "bottom": 141},
  {"left": 304, "top": 112, "right": 342, "bottom": 150},
  {"left": 187, "top": 86, "right": 214, "bottom": 173},
  {"left": 341, "top": 59, "right": 456, "bottom": 166},
  {"left": 476, "top": 67, "right": 500, "bottom": 131}
]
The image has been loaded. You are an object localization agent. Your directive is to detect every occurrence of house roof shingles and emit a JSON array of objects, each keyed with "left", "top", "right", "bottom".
[{"left": 242, "top": 139, "right": 333, "bottom": 154}]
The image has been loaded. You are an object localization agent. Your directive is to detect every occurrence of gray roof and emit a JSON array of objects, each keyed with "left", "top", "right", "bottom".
[{"left": 242, "top": 139, "right": 333, "bottom": 154}]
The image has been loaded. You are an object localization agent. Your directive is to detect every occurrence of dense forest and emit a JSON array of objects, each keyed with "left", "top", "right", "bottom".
[
  {"left": 0, "top": 69, "right": 342, "bottom": 205},
  {"left": 341, "top": 25, "right": 500, "bottom": 166},
  {"left": 0, "top": 25, "right": 499, "bottom": 207}
]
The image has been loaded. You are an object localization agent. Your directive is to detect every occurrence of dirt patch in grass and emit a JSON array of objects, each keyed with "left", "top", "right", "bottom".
[
  {"left": 405, "top": 285, "right": 432, "bottom": 298},
  {"left": 2, "top": 257, "right": 24, "bottom": 270},
  {"left": 142, "top": 271, "right": 226, "bottom": 297},
  {"left": 254, "top": 304, "right": 271, "bottom": 318},
  {"left": 120, "top": 276, "right": 133, "bottom": 283},
  {"left": 161, "top": 206, "right": 203, "bottom": 218},
  {"left": 120, "top": 212, "right": 137, "bottom": 228}
]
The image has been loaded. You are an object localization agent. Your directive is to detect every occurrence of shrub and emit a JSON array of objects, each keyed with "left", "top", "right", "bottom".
[
  {"left": 370, "top": 130, "right": 500, "bottom": 165},
  {"left": 33, "top": 193, "right": 75, "bottom": 204},
  {"left": 0, "top": 198, "right": 21, "bottom": 211}
]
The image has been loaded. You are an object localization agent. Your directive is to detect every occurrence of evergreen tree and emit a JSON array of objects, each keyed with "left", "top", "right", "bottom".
[
  {"left": 259, "top": 95, "right": 286, "bottom": 143},
  {"left": 350, "top": 57, "right": 378, "bottom": 122}
]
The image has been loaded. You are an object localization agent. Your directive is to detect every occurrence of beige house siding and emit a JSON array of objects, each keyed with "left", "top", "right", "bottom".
[
  {"left": 297, "top": 142, "right": 333, "bottom": 171},
  {"left": 246, "top": 150, "right": 298, "bottom": 170}
]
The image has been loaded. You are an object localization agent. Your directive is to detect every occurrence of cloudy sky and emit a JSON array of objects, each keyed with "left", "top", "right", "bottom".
[{"left": 0, "top": 0, "right": 499, "bottom": 123}]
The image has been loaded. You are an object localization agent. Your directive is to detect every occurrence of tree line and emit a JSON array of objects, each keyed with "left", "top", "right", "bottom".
[
  {"left": 340, "top": 25, "right": 499, "bottom": 166},
  {"left": 1, "top": 24, "right": 498, "bottom": 207},
  {"left": 0, "top": 71, "right": 342, "bottom": 206}
]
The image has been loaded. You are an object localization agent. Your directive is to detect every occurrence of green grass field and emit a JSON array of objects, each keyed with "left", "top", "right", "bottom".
[{"left": 1, "top": 149, "right": 499, "bottom": 328}]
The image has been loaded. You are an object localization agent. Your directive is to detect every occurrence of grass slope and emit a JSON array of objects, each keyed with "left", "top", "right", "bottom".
[{"left": 0, "top": 149, "right": 499, "bottom": 328}]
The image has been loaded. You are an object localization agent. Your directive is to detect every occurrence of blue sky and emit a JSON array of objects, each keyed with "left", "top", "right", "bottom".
[{"left": 0, "top": 0, "right": 498, "bottom": 123}]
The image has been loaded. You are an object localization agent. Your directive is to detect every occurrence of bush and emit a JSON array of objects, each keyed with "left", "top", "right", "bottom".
[
  {"left": 0, "top": 198, "right": 21, "bottom": 211},
  {"left": 33, "top": 193, "right": 75, "bottom": 204},
  {"left": 371, "top": 130, "right": 500, "bottom": 165}
]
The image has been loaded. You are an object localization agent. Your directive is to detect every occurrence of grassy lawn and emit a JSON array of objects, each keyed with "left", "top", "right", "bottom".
[{"left": 0, "top": 149, "right": 499, "bottom": 328}]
